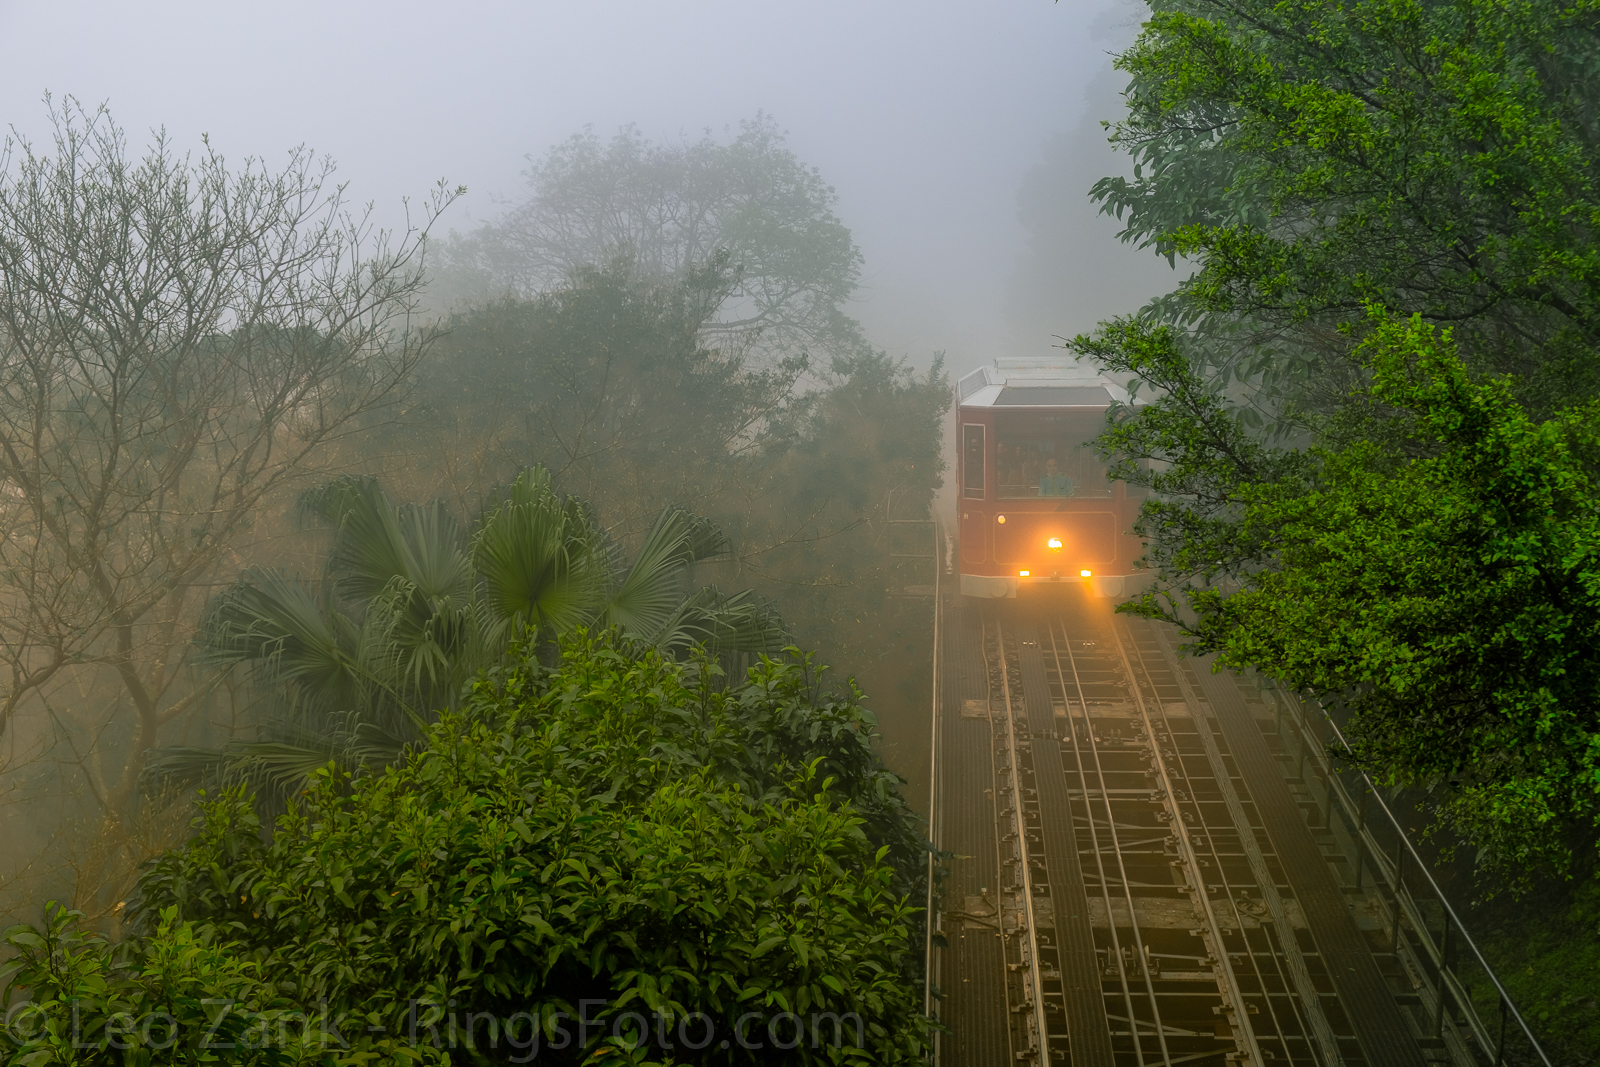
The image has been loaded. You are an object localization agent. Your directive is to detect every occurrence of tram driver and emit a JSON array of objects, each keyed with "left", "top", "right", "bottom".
[{"left": 1038, "top": 457, "right": 1075, "bottom": 497}]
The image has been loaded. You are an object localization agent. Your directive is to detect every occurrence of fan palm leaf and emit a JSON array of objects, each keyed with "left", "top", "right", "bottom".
[
  {"left": 601, "top": 506, "right": 731, "bottom": 641},
  {"left": 645, "top": 585, "right": 788, "bottom": 659},
  {"left": 472, "top": 466, "right": 608, "bottom": 635},
  {"left": 170, "top": 465, "right": 789, "bottom": 809},
  {"left": 196, "top": 567, "right": 360, "bottom": 703}
]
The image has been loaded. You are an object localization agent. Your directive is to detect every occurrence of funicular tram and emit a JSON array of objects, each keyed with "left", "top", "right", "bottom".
[{"left": 955, "top": 357, "right": 1144, "bottom": 598}]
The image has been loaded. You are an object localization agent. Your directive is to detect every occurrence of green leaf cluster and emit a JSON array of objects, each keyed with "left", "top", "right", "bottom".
[
  {"left": 1096, "top": 0, "right": 1600, "bottom": 419},
  {"left": 112, "top": 633, "right": 928, "bottom": 1064},
  {"left": 154, "top": 466, "right": 785, "bottom": 808},
  {"left": 1121, "top": 311, "right": 1600, "bottom": 880},
  {"left": 1073, "top": 0, "right": 1600, "bottom": 880},
  {"left": 2, "top": 903, "right": 438, "bottom": 1066}
]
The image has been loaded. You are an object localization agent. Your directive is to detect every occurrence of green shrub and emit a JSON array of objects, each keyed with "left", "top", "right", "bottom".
[{"left": 86, "top": 634, "right": 928, "bottom": 1065}]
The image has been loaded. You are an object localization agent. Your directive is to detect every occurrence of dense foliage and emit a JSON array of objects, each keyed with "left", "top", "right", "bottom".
[
  {"left": 417, "top": 263, "right": 805, "bottom": 536},
  {"left": 6, "top": 635, "right": 928, "bottom": 1065},
  {"left": 155, "top": 465, "right": 783, "bottom": 808},
  {"left": 1470, "top": 868, "right": 1600, "bottom": 1062},
  {"left": 1076, "top": 0, "right": 1600, "bottom": 877},
  {"left": 1095, "top": 0, "right": 1600, "bottom": 422},
  {"left": 1098, "top": 311, "right": 1600, "bottom": 879}
]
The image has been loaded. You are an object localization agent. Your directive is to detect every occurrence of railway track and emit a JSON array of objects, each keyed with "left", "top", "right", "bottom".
[{"left": 935, "top": 596, "right": 1428, "bottom": 1067}]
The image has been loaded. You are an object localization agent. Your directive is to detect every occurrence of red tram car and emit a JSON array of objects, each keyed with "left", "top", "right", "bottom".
[{"left": 955, "top": 358, "right": 1144, "bottom": 599}]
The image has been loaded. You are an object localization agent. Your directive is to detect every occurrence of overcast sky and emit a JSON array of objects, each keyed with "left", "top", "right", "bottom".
[{"left": 0, "top": 0, "right": 1172, "bottom": 378}]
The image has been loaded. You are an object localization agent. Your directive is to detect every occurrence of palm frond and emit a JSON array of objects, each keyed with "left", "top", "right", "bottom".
[
  {"left": 602, "top": 507, "right": 728, "bottom": 640},
  {"left": 472, "top": 466, "right": 608, "bottom": 634},
  {"left": 146, "top": 739, "right": 349, "bottom": 811},
  {"left": 196, "top": 567, "right": 359, "bottom": 697},
  {"left": 303, "top": 475, "right": 472, "bottom": 604},
  {"left": 646, "top": 585, "right": 788, "bottom": 658}
]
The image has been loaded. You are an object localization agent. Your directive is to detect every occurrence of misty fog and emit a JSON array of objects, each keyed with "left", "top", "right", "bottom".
[
  {"left": 0, "top": 0, "right": 1164, "bottom": 379},
  {"left": 0, "top": 0, "right": 1177, "bottom": 883}
]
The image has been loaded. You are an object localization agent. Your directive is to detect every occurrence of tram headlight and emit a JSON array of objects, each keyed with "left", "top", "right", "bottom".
[
  {"left": 1019, "top": 569, "right": 1030, "bottom": 577},
  {"left": 1080, "top": 569, "right": 1093, "bottom": 578},
  {"left": 997, "top": 514, "right": 1006, "bottom": 524},
  {"left": 1047, "top": 537, "right": 1063, "bottom": 550}
]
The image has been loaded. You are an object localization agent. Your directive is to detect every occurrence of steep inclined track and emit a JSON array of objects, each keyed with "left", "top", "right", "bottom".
[{"left": 933, "top": 596, "right": 1427, "bottom": 1067}]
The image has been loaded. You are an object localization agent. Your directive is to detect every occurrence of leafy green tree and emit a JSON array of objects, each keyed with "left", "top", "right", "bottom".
[
  {"left": 432, "top": 115, "right": 867, "bottom": 369},
  {"left": 1092, "top": 0, "right": 1600, "bottom": 426},
  {"left": 126, "top": 634, "right": 929, "bottom": 1065},
  {"left": 1, "top": 903, "right": 428, "bottom": 1066},
  {"left": 156, "top": 467, "right": 783, "bottom": 803},
  {"left": 1071, "top": 0, "right": 1600, "bottom": 876},
  {"left": 1102, "top": 311, "right": 1600, "bottom": 880}
]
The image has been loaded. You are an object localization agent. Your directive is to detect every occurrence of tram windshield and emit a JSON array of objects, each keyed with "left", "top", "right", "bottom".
[{"left": 993, "top": 412, "right": 1111, "bottom": 499}]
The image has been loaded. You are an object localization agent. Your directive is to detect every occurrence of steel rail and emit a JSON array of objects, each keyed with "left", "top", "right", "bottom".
[{"left": 1123, "top": 635, "right": 1314, "bottom": 1062}]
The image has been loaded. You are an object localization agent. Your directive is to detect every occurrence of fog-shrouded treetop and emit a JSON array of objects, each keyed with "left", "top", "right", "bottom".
[
  {"left": 431, "top": 115, "right": 869, "bottom": 369},
  {"left": 0, "top": 98, "right": 457, "bottom": 841}
]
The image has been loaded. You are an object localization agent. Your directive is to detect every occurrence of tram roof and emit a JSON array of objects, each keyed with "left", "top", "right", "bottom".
[{"left": 956, "top": 357, "right": 1130, "bottom": 410}]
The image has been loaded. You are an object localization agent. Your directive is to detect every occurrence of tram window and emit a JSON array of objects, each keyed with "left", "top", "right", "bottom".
[
  {"left": 962, "top": 424, "right": 985, "bottom": 498},
  {"left": 994, "top": 413, "right": 1112, "bottom": 499}
]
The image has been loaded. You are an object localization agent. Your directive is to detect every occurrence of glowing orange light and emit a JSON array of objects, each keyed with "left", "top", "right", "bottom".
[
  {"left": 1019, "top": 569, "right": 1030, "bottom": 577},
  {"left": 1080, "top": 569, "right": 1093, "bottom": 578},
  {"left": 997, "top": 514, "right": 1006, "bottom": 524},
  {"left": 1047, "top": 537, "right": 1063, "bottom": 550}
]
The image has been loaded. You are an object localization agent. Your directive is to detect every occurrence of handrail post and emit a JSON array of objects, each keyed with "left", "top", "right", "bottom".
[
  {"left": 1319, "top": 715, "right": 1333, "bottom": 830},
  {"left": 1434, "top": 914, "right": 1452, "bottom": 1038},
  {"left": 1354, "top": 783, "right": 1368, "bottom": 889},
  {"left": 1391, "top": 842, "right": 1406, "bottom": 947},
  {"left": 1496, "top": 994, "right": 1508, "bottom": 1066},
  {"left": 1297, "top": 716, "right": 1308, "bottom": 781}
]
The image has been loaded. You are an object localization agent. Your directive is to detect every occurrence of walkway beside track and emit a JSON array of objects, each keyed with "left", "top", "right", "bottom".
[
  {"left": 1185, "top": 640, "right": 1427, "bottom": 1067},
  {"left": 937, "top": 602, "right": 1010, "bottom": 1065}
]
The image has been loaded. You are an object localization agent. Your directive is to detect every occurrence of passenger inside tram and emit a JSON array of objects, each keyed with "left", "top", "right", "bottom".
[
  {"left": 1037, "top": 457, "right": 1074, "bottom": 497},
  {"left": 994, "top": 413, "right": 1110, "bottom": 499}
]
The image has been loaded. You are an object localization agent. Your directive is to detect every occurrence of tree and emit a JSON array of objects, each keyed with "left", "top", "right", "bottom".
[
  {"left": 0, "top": 99, "right": 458, "bottom": 850},
  {"left": 1068, "top": 0, "right": 1600, "bottom": 875},
  {"left": 0, "top": 902, "right": 426, "bottom": 1066},
  {"left": 431, "top": 116, "right": 868, "bottom": 369},
  {"left": 413, "top": 262, "right": 805, "bottom": 536},
  {"left": 1098, "top": 311, "right": 1600, "bottom": 881},
  {"left": 1091, "top": 0, "right": 1600, "bottom": 429},
  {"left": 117, "top": 633, "right": 930, "bottom": 1065},
  {"left": 739, "top": 349, "right": 950, "bottom": 663},
  {"left": 405, "top": 264, "right": 949, "bottom": 691},
  {"left": 157, "top": 466, "right": 785, "bottom": 804}
]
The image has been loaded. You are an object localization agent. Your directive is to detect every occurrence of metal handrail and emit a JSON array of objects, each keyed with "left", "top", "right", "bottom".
[
  {"left": 923, "top": 518, "right": 944, "bottom": 1063},
  {"left": 1267, "top": 684, "right": 1554, "bottom": 1067}
]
